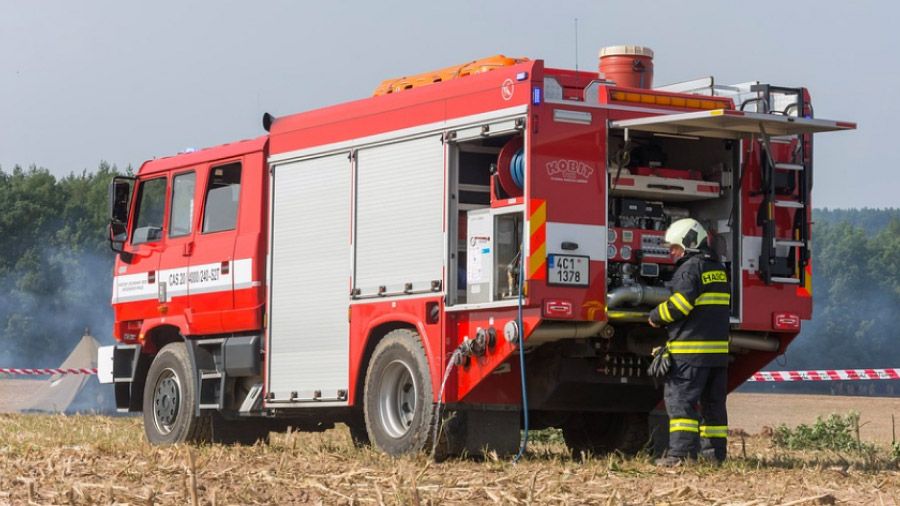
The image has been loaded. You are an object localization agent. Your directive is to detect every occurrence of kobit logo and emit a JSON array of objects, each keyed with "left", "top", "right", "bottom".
[{"left": 546, "top": 159, "right": 594, "bottom": 184}]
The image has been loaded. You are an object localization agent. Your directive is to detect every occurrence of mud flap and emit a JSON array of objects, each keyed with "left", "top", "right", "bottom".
[
  {"left": 98, "top": 344, "right": 143, "bottom": 413},
  {"left": 440, "top": 408, "right": 521, "bottom": 458}
]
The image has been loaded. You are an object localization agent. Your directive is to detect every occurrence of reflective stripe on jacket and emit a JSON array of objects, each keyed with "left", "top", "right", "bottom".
[{"left": 649, "top": 252, "right": 731, "bottom": 367}]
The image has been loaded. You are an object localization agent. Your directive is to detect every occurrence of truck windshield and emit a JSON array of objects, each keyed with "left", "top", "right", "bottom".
[{"left": 132, "top": 177, "right": 167, "bottom": 244}]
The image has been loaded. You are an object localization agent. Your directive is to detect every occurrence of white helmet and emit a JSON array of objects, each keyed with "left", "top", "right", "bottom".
[{"left": 664, "top": 218, "right": 707, "bottom": 252}]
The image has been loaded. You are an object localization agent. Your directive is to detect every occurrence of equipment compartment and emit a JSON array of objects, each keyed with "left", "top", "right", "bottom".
[
  {"left": 610, "top": 173, "right": 720, "bottom": 201},
  {"left": 605, "top": 130, "right": 739, "bottom": 319},
  {"left": 608, "top": 133, "right": 729, "bottom": 202}
]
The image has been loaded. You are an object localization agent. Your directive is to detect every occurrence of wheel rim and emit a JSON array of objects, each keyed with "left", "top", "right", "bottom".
[
  {"left": 152, "top": 368, "right": 181, "bottom": 435},
  {"left": 378, "top": 360, "right": 417, "bottom": 438}
]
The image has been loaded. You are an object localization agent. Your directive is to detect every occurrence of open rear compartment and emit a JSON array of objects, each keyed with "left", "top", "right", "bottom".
[{"left": 605, "top": 128, "right": 740, "bottom": 331}]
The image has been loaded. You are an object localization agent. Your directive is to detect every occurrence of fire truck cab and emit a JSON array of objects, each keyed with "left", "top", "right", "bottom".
[{"left": 101, "top": 47, "right": 854, "bottom": 455}]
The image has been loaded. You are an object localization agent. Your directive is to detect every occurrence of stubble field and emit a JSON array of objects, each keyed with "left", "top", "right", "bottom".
[{"left": 1, "top": 393, "right": 899, "bottom": 505}]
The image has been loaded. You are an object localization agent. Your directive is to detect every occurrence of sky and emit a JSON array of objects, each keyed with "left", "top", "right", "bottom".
[{"left": 1, "top": 0, "right": 897, "bottom": 208}]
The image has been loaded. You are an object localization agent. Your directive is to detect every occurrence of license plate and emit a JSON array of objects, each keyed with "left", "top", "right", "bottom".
[{"left": 547, "top": 254, "right": 589, "bottom": 286}]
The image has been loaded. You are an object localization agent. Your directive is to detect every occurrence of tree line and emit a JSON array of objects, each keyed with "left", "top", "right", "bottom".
[{"left": 0, "top": 165, "right": 898, "bottom": 380}]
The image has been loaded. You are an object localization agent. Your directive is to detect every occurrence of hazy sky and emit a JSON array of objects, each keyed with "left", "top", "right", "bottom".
[{"left": 1, "top": 1, "right": 896, "bottom": 208}]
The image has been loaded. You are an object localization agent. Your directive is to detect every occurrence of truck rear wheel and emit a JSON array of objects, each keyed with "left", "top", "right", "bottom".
[
  {"left": 142, "top": 342, "right": 210, "bottom": 444},
  {"left": 562, "top": 412, "right": 649, "bottom": 460},
  {"left": 363, "top": 329, "right": 436, "bottom": 456}
]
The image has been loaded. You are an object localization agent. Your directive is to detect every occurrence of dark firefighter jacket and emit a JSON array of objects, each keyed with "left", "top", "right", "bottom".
[{"left": 649, "top": 251, "right": 731, "bottom": 367}]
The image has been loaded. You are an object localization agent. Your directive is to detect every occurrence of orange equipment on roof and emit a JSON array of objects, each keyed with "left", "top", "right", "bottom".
[{"left": 373, "top": 54, "right": 529, "bottom": 96}]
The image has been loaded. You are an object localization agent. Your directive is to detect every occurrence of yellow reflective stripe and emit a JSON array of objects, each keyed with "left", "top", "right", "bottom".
[
  {"left": 668, "top": 341, "right": 729, "bottom": 354},
  {"left": 700, "top": 425, "right": 728, "bottom": 438},
  {"left": 658, "top": 302, "right": 674, "bottom": 323},
  {"left": 669, "top": 418, "right": 699, "bottom": 433},
  {"left": 668, "top": 349, "right": 729, "bottom": 354},
  {"left": 674, "top": 292, "right": 693, "bottom": 311},
  {"left": 669, "top": 293, "right": 692, "bottom": 315},
  {"left": 668, "top": 341, "right": 730, "bottom": 349},
  {"left": 668, "top": 347, "right": 729, "bottom": 354},
  {"left": 695, "top": 292, "right": 731, "bottom": 306}
]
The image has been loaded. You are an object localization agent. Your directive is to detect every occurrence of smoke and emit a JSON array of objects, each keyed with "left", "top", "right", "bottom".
[
  {"left": 0, "top": 248, "right": 114, "bottom": 368},
  {"left": 0, "top": 164, "right": 120, "bottom": 412},
  {"left": 0, "top": 247, "right": 117, "bottom": 413},
  {"left": 742, "top": 210, "right": 900, "bottom": 396}
]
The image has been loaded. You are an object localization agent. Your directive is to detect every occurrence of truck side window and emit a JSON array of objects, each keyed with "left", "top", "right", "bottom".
[
  {"left": 132, "top": 177, "right": 167, "bottom": 245},
  {"left": 202, "top": 162, "right": 241, "bottom": 233},
  {"left": 169, "top": 171, "right": 196, "bottom": 237}
]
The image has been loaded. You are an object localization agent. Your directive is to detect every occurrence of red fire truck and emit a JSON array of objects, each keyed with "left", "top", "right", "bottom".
[{"left": 99, "top": 46, "right": 854, "bottom": 456}]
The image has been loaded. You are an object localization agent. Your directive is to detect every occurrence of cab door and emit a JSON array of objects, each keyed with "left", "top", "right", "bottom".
[
  {"left": 187, "top": 161, "right": 242, "bottom": 333},
  {"left": 158, "top": 170, "right": 198, "bottom": 319},
  {"left": 114, "top": 175, "right": 168, "bottom": 324}
]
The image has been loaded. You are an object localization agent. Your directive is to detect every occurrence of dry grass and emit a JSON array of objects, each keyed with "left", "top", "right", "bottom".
[{"left": 0, "top": 414, "right": 898, "bottom": 505}]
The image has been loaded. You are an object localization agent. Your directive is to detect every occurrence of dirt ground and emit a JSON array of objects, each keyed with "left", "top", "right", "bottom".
[
  {"left": 0, "top": 394, "right": 899, "bottom": 505},
  {"left": 729, "top": 393, "right": 900, "bottom": 443}
]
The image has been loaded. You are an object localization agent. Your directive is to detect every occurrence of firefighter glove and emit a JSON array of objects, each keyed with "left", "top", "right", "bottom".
[{"left": 648, "top": 345, "right": 672, "bottom": 378}]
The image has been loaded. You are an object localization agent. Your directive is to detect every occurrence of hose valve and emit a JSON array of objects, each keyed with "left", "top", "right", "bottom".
[{"left": 503, "top": 320, "right": 520, "bottom": 345}]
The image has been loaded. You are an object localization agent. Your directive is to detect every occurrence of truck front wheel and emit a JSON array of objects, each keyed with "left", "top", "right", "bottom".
[
  {"left": 142, "top": 342, "right": 210, "bottom": 444},
  {"left": 363, "top": 329, "right": 436, "bottom": 456}
]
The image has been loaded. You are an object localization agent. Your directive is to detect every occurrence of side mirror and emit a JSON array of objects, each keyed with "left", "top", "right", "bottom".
[
  {"left": 109, "top": 178, "right": 133, "bottom": 224},
  {"left": 108, "top": 177, "right": 135, "bottom": 263}
]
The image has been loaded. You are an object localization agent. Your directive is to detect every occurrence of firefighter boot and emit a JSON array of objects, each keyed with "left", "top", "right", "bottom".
[{"left": 655, "top": 455, "right": 689, "bottom": 467}]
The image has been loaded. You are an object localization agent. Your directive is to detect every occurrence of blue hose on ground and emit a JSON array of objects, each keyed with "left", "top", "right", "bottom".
[{"left": 513, "top": 249, "right": 529, "bottom": 463}]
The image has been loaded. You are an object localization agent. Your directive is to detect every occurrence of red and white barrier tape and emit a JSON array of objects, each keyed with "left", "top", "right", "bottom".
[
  {"left": 748, "top": 369, "right": 900, "bottom": 382},
  {"left": 0, "top": 368, "right": 97, "bottom": 376},
  {"left": 2, "top": 367, "right": 899, "bottom": 381}
]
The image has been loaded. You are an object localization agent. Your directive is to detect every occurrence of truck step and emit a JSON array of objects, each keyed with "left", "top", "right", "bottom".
[
  {"left": 774, "top": 200, "right": 804, "bottom": 209},
  {"left": 774, "top": 163, "right": 804, "bottom": 171},
  {"left": 239, "top": 383, "right": 264, "bottom": 413},
  {"left": 770, "top": 276, "right": 801, "bottom": 285},
  {"left": 774, "top": 240, "right": 805, "bottom": 248}
]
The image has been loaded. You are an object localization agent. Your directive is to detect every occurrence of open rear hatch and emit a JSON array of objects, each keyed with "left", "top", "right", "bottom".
[
  {"left": 610, "top": 109, "right": 855, "bottom": 139},
  {"left": 609, "top": 107, "right": 855, "bottom": 312}
]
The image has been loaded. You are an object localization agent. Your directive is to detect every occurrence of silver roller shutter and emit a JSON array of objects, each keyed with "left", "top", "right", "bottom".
[
  {"left": 354, "top": 135, "right": 445, "bottom": 297},
  {"left": 267, "top": 153, "right": 351, "bottom": 404}
]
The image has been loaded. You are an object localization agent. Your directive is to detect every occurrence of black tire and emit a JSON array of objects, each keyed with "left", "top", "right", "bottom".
[
  {"left": 562, "top": 412, "right": 649, "bottom": 460},
  {"left": 363, "top": 328, "right": 436, "bottom": 456},
  {"left": 142, "top": 342, "right": 211, "bottom": 444}
]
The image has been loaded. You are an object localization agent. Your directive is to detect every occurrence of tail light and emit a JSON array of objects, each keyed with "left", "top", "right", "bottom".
[
  {"left": 543, "top": 299, "right": 574, "bottom": 319},
  {"left": 772, "top": 312, "right": 800, "bottom": 331}
]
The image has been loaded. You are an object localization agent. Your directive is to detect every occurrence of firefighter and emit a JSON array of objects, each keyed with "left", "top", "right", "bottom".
[{"left": 648, "top": 218, "right": 731, "bottom": 466}]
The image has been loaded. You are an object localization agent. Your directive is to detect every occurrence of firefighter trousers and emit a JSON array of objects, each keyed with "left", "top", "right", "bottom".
[{"left": 664, "top": 361, "right": 728, "bottom": 461}]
